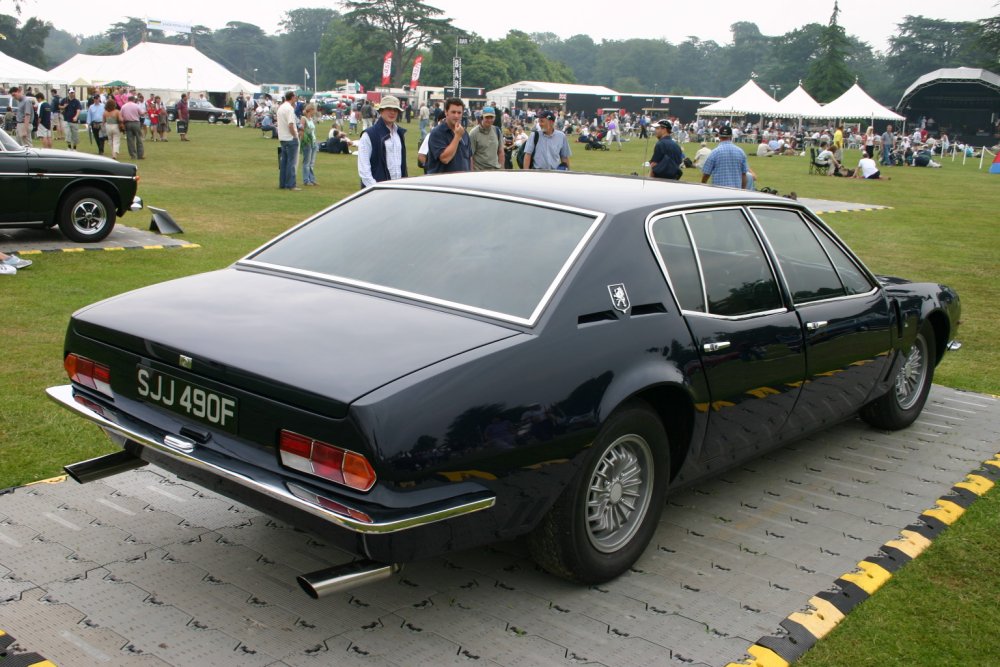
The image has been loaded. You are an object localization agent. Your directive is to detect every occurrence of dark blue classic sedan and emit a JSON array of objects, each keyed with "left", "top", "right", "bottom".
[{"left": 49, "top": 172, "right": 960, "bottom": 597}]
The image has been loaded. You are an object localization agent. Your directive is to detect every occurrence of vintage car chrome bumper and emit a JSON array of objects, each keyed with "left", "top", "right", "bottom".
[
  {"left": 130, "top": 196, "right": 143, "bottom": 212},
  {"left": 46, "top": 384, "right": 495, "bottom": 535}
]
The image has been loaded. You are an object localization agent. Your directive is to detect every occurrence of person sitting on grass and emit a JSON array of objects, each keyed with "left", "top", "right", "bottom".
[{"left": 851, "top": 155, "right": 890, "bottom": 180}]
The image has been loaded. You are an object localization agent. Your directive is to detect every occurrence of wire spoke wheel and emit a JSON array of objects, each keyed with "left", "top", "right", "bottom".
[
  {"left": 585, "top": 434, "right": 654, "bottom": 553},
  {"left": 895, "top": 333, "right": 929, "bottom": 410}
]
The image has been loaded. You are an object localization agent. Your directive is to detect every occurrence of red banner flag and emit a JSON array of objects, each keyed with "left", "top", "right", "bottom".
[
  {"left": 410, "top": 56, "right": 423, "bottom": 90},
  {"left": 381, "top": 51, "right": 393, "bottom": 86}
]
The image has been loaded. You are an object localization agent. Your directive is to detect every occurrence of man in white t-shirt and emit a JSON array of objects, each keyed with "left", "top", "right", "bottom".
[
  {"left": 852, "top": 155, "right": 889, "bottom": 180},
  {"left": 276, "top": 91, "right": 301, "bottom": 190}
]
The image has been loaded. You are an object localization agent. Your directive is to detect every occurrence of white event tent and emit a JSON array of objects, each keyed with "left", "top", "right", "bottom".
[
  {"left": 48, "top": 42, "right": 255, "bottom": 97},
  {"left": 818, "top": 83, "right": 904, "bottom": 121},
  {"left": 696, "top": 80, "right": 783, "bottom": 117},
  {"left": 1, "top": 50, "right": 68, "bottom": 86},
  {"left": 776, "top": 85, "right": 825, "bottom": 119}
]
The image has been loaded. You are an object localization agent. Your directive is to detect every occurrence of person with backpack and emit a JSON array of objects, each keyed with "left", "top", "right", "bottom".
[
  {"left": 648, "top": 119, "right": 684, "bottom": 180},
  {"left": 522, "top": 110, "right": 571, "bottom": 171},
  {"left": 469, "top": 106, "right": 503, "bottom": 171}
]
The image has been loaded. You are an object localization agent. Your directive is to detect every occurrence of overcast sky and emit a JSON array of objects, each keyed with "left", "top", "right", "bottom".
[{"left": 16, "top": 0, "right": 997, "bottom": 52}]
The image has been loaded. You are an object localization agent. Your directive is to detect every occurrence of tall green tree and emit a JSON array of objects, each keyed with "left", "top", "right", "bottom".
[
  {"left": 806, "top": 1, "right": 854, "bottom": 102},
  {"left": 341, "top": 0, "right": 453, "bottom": 87},
  {"left": 211, "top": 22, "right": 277, "bottom": 85},
  {"left": 887, "top": 15, "right": 988, "bottom": 95},
  {"left": 0, "top": 14, "right": 52, "bottom": 67},
  {"left": 977, "top": 13, "right": 1000, "bottom": 68},
  {"left": 318, "top": 15, "right": 391, "bottom": 88},
  {"left": 278, "top": 8, "right": 338, "bottom": 85}
]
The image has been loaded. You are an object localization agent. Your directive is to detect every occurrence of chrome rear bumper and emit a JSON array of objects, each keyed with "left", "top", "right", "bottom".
[{"left": 47, "top": 384, "right": 495, "bottom": 535}]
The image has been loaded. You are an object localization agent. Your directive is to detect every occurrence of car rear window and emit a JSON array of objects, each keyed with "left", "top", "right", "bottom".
[{"left": 246, "top": 188, "right": 601, "bottom": 324}]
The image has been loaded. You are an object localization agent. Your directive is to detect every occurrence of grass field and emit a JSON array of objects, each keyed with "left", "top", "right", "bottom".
[{"left": 1, "top": 119, "right": 998, "bottom": 665}]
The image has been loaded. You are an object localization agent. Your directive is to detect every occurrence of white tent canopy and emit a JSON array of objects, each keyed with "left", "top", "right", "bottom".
[
  {"left": 48, "top": 42, "right": 255, "bottom": 95},
  {"left": 776, "top": 85, "right": 825, "bottom": 119},
  {"left": 0, "top": 50, "right": 68, "bottom": 86},
  {"left": 696, "top": 79, "right": 783, "bottom": 117},
  {"left": 818, "top": 83, "right": 904, "bottom": 121}
]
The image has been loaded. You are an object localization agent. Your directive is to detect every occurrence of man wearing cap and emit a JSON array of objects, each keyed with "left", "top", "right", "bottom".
[
  {"left": 469, "top": 106, "right": 503, "bottom": 171},
  {"left": 61, "top": 89, "right": 82, "bottom": 150},
  {"left": 358, "top": 95, "right": 407, "bottom": 188},
  {"left": 524, "top": 110, "right": 571, "bottom": 171},
  {"left": 425, "top": 97, "right": 471, "bottom": 174},
  {"left": 700, "top": 125, "right": 747, "bottom": 189},
  {"left": 649, "top": 119, "right": 685, "bottom": 180}
]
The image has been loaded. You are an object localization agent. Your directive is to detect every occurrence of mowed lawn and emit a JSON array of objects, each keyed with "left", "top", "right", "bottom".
[{"left": 1, "top": 119, "right": 998, "bottom": 665}]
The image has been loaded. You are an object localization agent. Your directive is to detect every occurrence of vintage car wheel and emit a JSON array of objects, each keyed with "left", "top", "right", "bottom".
[
  {"left": 167, "top": 112, "right": 175, "bottom": 122},
  {"left": 207, "top": 114, "right": 217, "bottom": 124},
  {"left": 528, "top": 401, "right": 669, "bottom": 583},
  {"left": 860, "top": 323, "right": 935, "bottom": 430},
  {"left": 58, "top": 187, "right": 117, "bottom": 243}
]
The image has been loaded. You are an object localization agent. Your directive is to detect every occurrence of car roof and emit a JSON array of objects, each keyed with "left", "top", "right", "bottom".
[{"left": 379, "top": 171, "right": 796, "bottom": 217}]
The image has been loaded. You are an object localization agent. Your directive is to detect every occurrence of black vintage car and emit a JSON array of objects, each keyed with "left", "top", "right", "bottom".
[
  {"left": 49, "top": 172, "right": 960, "bottom": 597},
  {"left": 0, "top": 128, "right": 142, "bottom": 242},
  {"left": 166, "top": 98, "right": 233, "bottom": 124}
]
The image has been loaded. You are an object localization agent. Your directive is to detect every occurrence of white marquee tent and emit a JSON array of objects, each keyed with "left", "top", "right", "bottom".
[
  {"left": 776, "top": 85, "right": 825, "bottom": 119},
  {"left": 48, "top": 42, "right": 255, "bottom": 96},
  {"left": 696, "top": 79, "right": 783, "bottom": 117},
  {"left": 818, "top": 83, "right": 904, "bottom": 121},
  {"left": 1, "top": 50, "right": 67, "bottom": 86}
]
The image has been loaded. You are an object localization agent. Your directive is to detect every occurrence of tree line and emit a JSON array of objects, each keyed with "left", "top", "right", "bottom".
[{"left": 2, "top": 0, "right": 998, "bottom": 107}]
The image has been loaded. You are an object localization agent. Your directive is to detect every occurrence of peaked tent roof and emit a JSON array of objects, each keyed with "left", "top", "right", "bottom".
[
  {"left": 696, "top": 80, "right": 783, "bottom": 117},
  {"left": 487, "top": 81, "right": 620, "bottom": 97},
  {"left": 0, "top": 50, "right": 68, "bottom": 85},
  {"left": 776, "top": 85, "right": 825, "bottom": 119},
  {"left": 48, "top": 42, "right": 256, "bottom": 94},
  {"left": 817, "top": 83, "right": 904, "bottom": 121}
]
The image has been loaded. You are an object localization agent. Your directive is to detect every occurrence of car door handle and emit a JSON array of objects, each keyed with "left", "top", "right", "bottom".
[
  {"left": 806, "top": 320, "right": 829, "bottom": 331},
  {"left": 703, "top": 341, "right": 731, "bottom": 353}
]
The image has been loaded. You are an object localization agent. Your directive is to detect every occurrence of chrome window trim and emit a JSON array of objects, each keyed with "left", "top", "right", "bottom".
[
  {"left": 239, "top": 184, "right": 606, "bottom": 328},
  {"left": 680, "top": 306, "right": 789, "bottom": 321},
  {"left": 646, "top": 204, "right": 788, "bottom": 318},
  {"left": 746, "top": 206, "right": 880, "bottom": 307}
]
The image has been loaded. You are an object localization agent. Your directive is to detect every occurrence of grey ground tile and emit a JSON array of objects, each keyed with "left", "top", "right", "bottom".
[{"left": 0, "top": 384, "right": 995, "bottom": 666}]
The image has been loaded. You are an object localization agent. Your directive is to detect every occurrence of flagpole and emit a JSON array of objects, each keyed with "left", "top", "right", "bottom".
[{"left": 314, "top": 52, "right": 317, "bottom": 92}]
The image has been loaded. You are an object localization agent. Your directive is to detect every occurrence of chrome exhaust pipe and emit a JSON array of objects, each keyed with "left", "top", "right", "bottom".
[
  {"left": 297, "top": 560, "right": 402, "bottom": 599},
  {"left": 64, "top": 450, "right": 148, "bottom": 484}
]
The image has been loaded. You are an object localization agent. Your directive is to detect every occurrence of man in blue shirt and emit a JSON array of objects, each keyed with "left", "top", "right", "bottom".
[
  {"left": 425, "top": 97, "right": 471, "bottom": 174},
  {"left": 61, "top": 89, "right": 83, "bottom": 150},
  {"left": 649, "top": 119, "right": 684, "bottom": 180},
  {"left": 701, "top": 125, "right": 747, "bottom": 189}
]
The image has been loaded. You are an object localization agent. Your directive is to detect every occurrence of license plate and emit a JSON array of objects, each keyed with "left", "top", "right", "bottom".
[{"left": 136, "top": 366, "right": 238, "bottom": 433}]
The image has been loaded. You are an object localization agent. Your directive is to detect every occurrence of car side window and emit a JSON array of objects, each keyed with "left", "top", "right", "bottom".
[
  {"left": 685, "top": 209, "right": 783, "bottom": 317},
  {"left": 811, "top": 222, "right": 875, "bottom": 295},
  {"left": 650, "top": 215, "right": 705, "bottom": 312},
  {"left": 752, "top": 208, "right": 846, "bottom": 303}
]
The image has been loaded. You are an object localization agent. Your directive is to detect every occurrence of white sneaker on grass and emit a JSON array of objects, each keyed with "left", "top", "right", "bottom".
[
  {"left": 1, "top": 255, "right": 32, "bottom": 269},
  {"left": 0, "top": 264, "right": 16, "bottom": 276}
]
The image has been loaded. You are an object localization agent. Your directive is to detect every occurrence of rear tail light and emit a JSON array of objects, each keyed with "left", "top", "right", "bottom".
[
  {"left": 279, "top": 430, "right": 377, "bottom": 492},
  {"left": 65, "top": 353, "right": 113, "bottom": 397}
]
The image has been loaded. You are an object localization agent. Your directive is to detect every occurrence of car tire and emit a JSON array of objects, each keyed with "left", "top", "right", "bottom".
[
  {"left": 168, "top": 112, "right": 175, "bottom": 122},
  {"left": 860, "top": 323, "right": 935, "bottom": 430},
  {"left": 58, "top": 187, "right": 116, "bottom": 243},
  {"left": 208, "top": 114, "right": 217, "bottom": 124},
  {"left": 528, "top": 400, "right": 669, "bottom": 583}
]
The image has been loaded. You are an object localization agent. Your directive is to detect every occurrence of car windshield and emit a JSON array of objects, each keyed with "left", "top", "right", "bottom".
[
  {"left": 245, "top": 188, "right": 602, "bottom": 324},
  {"left": 0, "top": 128, "right": 25, "bottom": 152}
]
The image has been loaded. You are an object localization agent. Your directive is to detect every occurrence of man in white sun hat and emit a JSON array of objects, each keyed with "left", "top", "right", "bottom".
[{"left": 358, "top": 95, "right": 408, "bottom": 188}]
